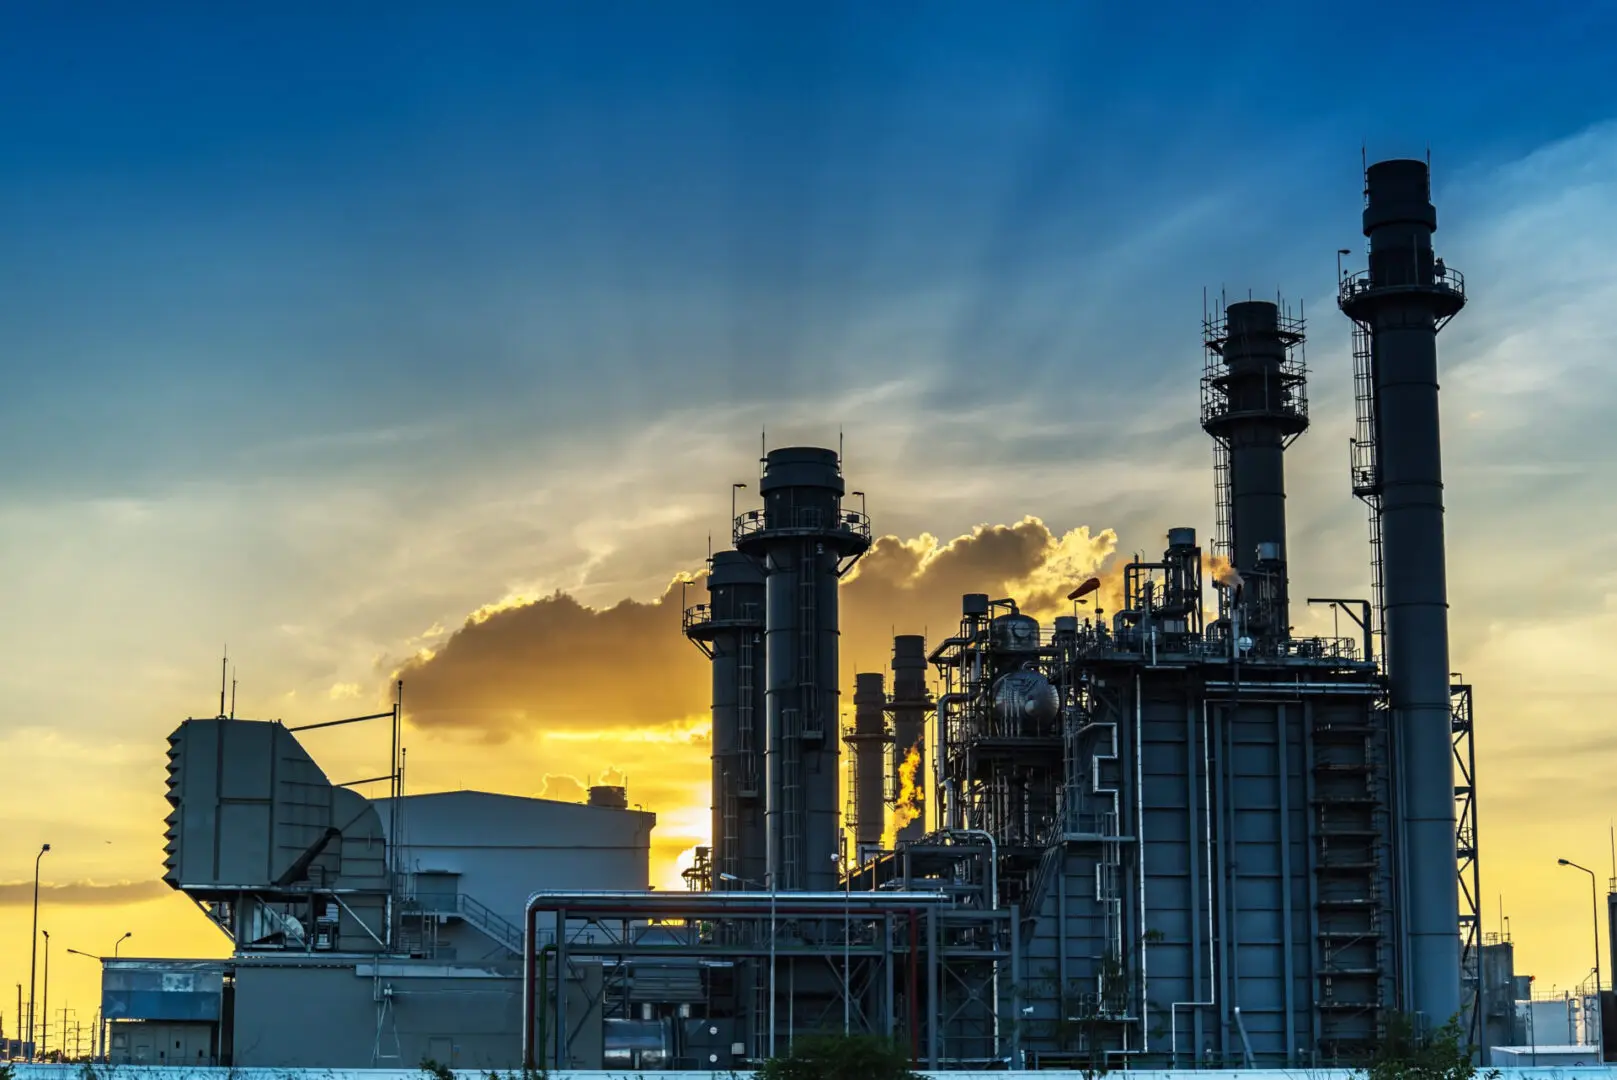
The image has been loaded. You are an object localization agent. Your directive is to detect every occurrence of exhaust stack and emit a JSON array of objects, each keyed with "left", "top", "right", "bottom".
[
  {"left": 734, "top": 447, "right": 872, "bottom": 890},
  {"left": 1201, "top": 297, "right": 1309, "bottom": 640},
  {"left": 889, "top": 635, "right": 930, "bottom": 846},
  {"left": 684, "top": 550, "right": 767, "bottom": 890},
  {"left": 1339, "top": 157, "right": 1467, "bottom": 1024}
]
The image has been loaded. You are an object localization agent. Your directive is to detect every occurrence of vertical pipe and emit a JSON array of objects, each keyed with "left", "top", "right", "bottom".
[
  {"left": 1134, "top": 672, "right": 1150, "bottom": 1051},
  {"left": 1185, "top": 697, "right": 1204, "bottom": 1066},
  {"left": 522, "top": 908, "right": 534, "bottom": 1069},
  {"left": 908, "top": 911, "right": 920, "bottom": 1063},
  {"left": 884, "top": 912, "right": 895, "bottom": 1040},
  {"left": 1278, "top": 703, "right": 1297, "bottom": 1061},
  {"left": 1213, "top": 702, "right": 1232, "bottom": 1060},
  {"left": 1010, "top": 911, "right": 1023, "bottom": 1067},
  {"left": 926, "top": 909, "right": 940, "bottom": 1067},
  {"left": 553, "top": 908, "right": 566, "bottom": 1070},
  {"left": 1302, "top": 699, "right": 1323, "bottom": 1054}
]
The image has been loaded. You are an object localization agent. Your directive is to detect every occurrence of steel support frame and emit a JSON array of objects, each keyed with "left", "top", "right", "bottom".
[
  {"left": 1452, "top": 682, "right": 1481, "bottom": 1050},
  {"left": 520, "top": 892, "right": 1007, "bottom": 1071}
]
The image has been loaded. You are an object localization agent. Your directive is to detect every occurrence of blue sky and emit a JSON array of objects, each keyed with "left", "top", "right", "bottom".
[
  {"left": 5, "top": 0, "right": 1617, "bottom": 1014},
  {"left": 7, "top": 2, "right": 1615, "bottom": 495}
]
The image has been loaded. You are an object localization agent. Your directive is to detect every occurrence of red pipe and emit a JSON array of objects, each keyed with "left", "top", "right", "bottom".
[{"left": 908, "top": 909, "right": 920, "bottom": 1064}]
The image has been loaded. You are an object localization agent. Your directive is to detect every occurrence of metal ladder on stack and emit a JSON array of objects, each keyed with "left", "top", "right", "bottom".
[{"left": 1348, "top": 317, "right": 1386, "bottom": 661}]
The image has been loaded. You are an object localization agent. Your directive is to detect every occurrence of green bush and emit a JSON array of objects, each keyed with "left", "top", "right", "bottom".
[
  {"left": 1360, "top": 1014, "right": 1497, "bottom": 1080},
  {"left": 755, "top": 1033, "right": 924, "bottom": 1080}
]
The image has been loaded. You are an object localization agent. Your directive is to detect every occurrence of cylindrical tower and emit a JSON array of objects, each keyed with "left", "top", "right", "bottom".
[
  {"left": 1339, "top": 158, "right": 1466, "bottom": 1024},
  {"left": 734, "top": 447, "right": 872, "bottom": 890},
  {"left": 888, "top": 635, "right": 929, "bottom": 846},
  {"left": 683, "top": 550, "right": 767, "bottom": 890},
  {"left": 1201, "top": 298, "right": 1309, "bottom": 638},
  {"left": 848, "top": 673, "right": 888, "bottom": 855}
]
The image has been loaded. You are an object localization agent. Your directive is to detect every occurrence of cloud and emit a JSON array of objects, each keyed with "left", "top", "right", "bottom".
[
  {"left": 394, "top": 516, "right": 1119, "bottom": 743},
  {"left": 538, "top": 774, "right": 586, "bottom": 803},
  {"left": 394, "top": 578, "right": 705, "bottom": 743},
  {"left": 0, "top": 880, "right": 169, "bottom": 907}
]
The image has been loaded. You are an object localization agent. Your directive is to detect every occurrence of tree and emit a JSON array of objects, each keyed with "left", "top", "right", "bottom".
[
  {"left": 1360, "top": 1014, "right": 1498, "bottom": 1080},
  {"left": 755, "top": 1033, "right": 925, "bottom": 1080}
]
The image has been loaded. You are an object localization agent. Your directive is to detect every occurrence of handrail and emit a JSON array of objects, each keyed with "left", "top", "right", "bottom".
[
  {"left": 733, "top": 506, "right": 872, "bottom": 540},
  {"left": 1339, "top": 263, "right": 1465, "bottom": 304}
]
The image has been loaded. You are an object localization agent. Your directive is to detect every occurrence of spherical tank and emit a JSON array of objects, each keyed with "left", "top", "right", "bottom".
[
  {"left": 992, "top": 669, "right": 1060, "bottom": 728},
  {"left": 990, "top": 613, "right": 1041, "bottom": 652}
]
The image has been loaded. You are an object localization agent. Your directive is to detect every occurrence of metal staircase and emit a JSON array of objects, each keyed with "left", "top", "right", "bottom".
[
  {"left": 1310, "top": 705, "right": 1388, "bottom": 1060},
  {"left": 404, "top": 892, "right": 524, "bottom": 957}
]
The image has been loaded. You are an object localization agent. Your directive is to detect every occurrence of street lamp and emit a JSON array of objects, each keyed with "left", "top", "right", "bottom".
[
  {"left": 719, "top": 871, "right": 776, "bottom": 1059},
  {"left": 833, "top": 848, "right": 850, "bottom": 1035},
  {"left": 28, "top": 842, "right": 49, "bottom": 1062},
  {"left": 114, "top": 933, "right": 132, "bottom": 957},
  {"left": 41, "top": 930, "right": 50, "bottom": 1060},
  {"left": 1560, "top": 858, "right": 1603, "bottom": 1047}
]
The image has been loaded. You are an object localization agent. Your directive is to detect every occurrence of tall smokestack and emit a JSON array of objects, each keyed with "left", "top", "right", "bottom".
[
  {"left": 1339, "top": 158, "right": 1466, "bottom": 1024},
  {"left": 848, "top": 673, "right": 888, "bottom": 854},
  {"left": 889, "top": 635, "right": 929, "bottom": 845},
  {"left": 684, "top": 550, "right": 767, "bottom": 890},
  {"left": 735, "top": 447, "right": 872, "bottom": 890},
  {"left": 1201, "top": 298, "right": 1309, "bottom": 638}
]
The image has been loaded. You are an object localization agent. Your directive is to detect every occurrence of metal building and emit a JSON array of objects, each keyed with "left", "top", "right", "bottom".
[{"left": 110, "top": 710, "right": 655, "bottom": 1069}]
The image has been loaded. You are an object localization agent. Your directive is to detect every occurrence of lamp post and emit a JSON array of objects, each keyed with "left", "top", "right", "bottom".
[
  {"left": 835, "top": 847, "right": 850, "bottom": 1035},
  {"left": 1560, "top": 858, "right": 1603, "bottom": 1048},
  {"left": 719, "top": 871, "right": 776, "bottom": 1059},
  {"left": 27, "top": 842, "right": 49, "bottom": 1062},
  {"left": 114, "top": 933, "right": 132, "bottom": 958},
  {"left": 40, "top": 930, "right": 50, "bottom": 1060}
]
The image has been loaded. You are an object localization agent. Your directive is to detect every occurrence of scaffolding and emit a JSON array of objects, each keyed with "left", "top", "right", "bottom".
[{"left": 1201, "top": 291, "right": 1310, "bottom": 566}]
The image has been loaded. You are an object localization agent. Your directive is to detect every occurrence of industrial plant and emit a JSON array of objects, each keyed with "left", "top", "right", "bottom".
[{"left": 85, "top": 159, "right": 1539, "bottom": 1071}]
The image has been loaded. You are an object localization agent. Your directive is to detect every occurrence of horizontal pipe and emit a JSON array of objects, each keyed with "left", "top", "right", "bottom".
[
  {"left": 284, "top": 710, "right": 395, "bottom": 733},
  {"left": 522, "top": 889, "right": 953, "bottom": 923},
  {"left": 1201, "top": 681, "right": 1382, "bottom": 695}
]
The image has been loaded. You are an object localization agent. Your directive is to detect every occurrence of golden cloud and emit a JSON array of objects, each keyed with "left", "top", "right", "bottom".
[
  {"left": 391, "top": 517, "right": 1122, "bottom": 884},
  {"left": 0, "top": 880, "right": 170, "bottom": 907}
]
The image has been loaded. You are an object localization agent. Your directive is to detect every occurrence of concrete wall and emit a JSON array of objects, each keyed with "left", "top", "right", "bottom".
[
  {"left": 13, "top": 1066, "right": 1617, "bottom": 1080},
  {"left": 106, "top": 1022, "right": 216, "bottom": 1067},
  {"left": 230, "top": 961, "right": 519, "bottom": 1069}
]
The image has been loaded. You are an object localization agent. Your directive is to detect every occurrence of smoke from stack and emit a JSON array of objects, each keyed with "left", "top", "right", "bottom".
[{"left": 883, "top": 745, "right": 923, "bottom": 848}]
